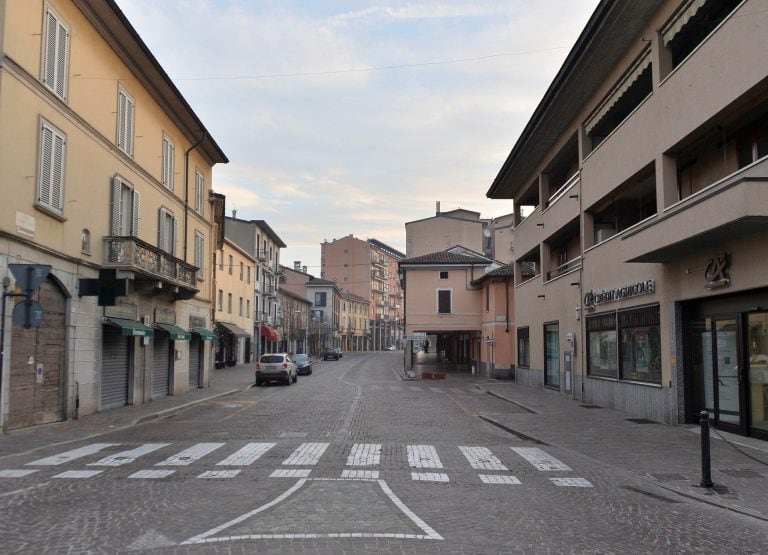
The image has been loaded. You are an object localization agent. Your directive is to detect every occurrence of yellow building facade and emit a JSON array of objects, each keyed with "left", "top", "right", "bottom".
[
  {"left": 214, "top": 239, "right": 256, "bottom": 367},
  {"left": 0, "top": 0, "right": 227, "bottom": 429}
]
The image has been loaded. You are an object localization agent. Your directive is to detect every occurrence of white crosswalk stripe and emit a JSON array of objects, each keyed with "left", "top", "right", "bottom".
[
  {"left": 511, "top": 447, "right": 571, "bottom": 471},
  {"left": 347, "top": 443, "right": 381, "bottom": 466},
  {"left": 282, "top": 443, "right": 329, "bottom": 466},
  {"left": 459, "top": 446, "right": 508, "bottom": 470},
  {"left": 0, "top": 469, "right": 38, "bottom": 478},
  {"left": 271, "top": 468, "right": 312, "bottom": 478},
  {"left": 155, "top": 443, "right": 225, "bottom": 466},
  {"left": 479, "top": 474, "right": 521, "bottom": 485},
  {"left": 217, "top": 443, "right": 275, "bottom": 466},
  {"left": 89, "top": 443, "right": 169, "bottom": 467},
  {"left": 411, "top": 472, "right": 449, "bottom": 482},
  {"left": 341, "top": 469, "right": 379, "bottom": 479},
  {"left": 550, "top": 477, "right": 592, "bottom": 487},
  {"left": 53, "top": 470, "right": 103, "bottom": 479},
  {"left": 198, "top": 470, "right": 241, "bottom": 479},
  {"left": 407, "top": 444, "right": 443, "bottom": 469},
  {"left": 27, "top": 444, "right": 118, "bottom": 466},
  {"left": 129, "top": 469, "right": 175, "bottom": 479}
]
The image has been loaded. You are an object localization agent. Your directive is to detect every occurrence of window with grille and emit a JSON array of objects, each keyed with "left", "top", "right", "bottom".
[
  {"left": 162, "top": 136, "right": 175, "bottom": 189},
  {"left": 42, "top": 7, "right": 69, "bottom": 100},
  {"left": 158, "top": 208, "right": 177, "bottom": 255},
  {"left": 195, "top": 169, "right": 205, "bottom": 214},
  {"left": 117, "top": 87, "right": 135, "bottom": 155},
  {"left": 194, "top": 232, "right": 204, "bottom": 281},
  {"left": 111, "top": 176, "right": 139, "bottom": 236},
  {"left": 37, "top": 120, "right": 66, "bottom": 214}
]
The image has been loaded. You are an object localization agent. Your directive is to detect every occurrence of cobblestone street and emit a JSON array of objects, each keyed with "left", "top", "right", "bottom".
[{"left": 2, "top": 352, "right": 768, "bottom": 553}]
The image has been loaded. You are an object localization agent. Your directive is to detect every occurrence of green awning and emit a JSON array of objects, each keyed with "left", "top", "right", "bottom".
[
  {"left": 154, "top": 323, "right": 191, "bottom": 341},
  {"left": 191, "top": 327, "right": 217, "bottom": 341},
  {"left": 105, "top": 317, "right": 154, "bottom": 338}
]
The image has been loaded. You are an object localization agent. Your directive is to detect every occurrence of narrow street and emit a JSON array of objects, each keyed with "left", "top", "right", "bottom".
[{"left": 1, "top": 352, "right": 767, "bottom": 553}]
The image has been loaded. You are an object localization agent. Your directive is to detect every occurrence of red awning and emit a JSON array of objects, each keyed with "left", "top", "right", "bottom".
[{"left": 260, "top": 325, "right": 278, "bottom": 342}]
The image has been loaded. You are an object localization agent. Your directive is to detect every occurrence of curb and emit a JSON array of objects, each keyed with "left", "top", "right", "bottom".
[
  {"left": 134, "top": 388, "right": 244, "bottom": 424},
  {"left": 477, "top": 415, "right": 547, "bottom": 445},
  {"left": 482, "top": 389, "right": 539, "bottom": 414}
]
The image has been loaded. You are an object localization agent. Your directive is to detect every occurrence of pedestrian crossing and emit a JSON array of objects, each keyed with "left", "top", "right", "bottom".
[{"left": 1, "top": 441, "right": 593, "bottom": 488}]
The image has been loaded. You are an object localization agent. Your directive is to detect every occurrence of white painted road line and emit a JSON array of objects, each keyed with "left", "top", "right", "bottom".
[
  {"left": 155, "top": 443, "right": 226, "bottom": 466},
  {"left": 217, "top": 443, "right": 275, "bottom": 466},
  {"left": 88, "top": 443, "right": 169, "bottom": 467},
  {"left": 198, "top": 470, "right": 241, "bottom": 479},
  {"left": 52, "top": 470, "right": 103, "bottom": 479},
  {"left": 270, "top": 468, "right": 312, "bottom": 478},
  {"left": 407, "top": 444, "right": 443, "bottom": 469},
  {"left": 459, "top": 446, "right": 508, "bottom": 471},
  {"left": 449, "top": 388, "right": 465, "bottom": 394},
  {"left": 479, "top": 474, "right": 521, "bottom": 485},
  {"left": 128, "top": 470, "right": 176, "bottom": 479},
  {"left": 429, "top": 387, "right": 444, "bottom": 393},
  {"left": 340, "top": 469, "right": 380, "bottom": 479},
  {"left": 409, "top": 386, "right": 421, "bottom": 391},
  {"left": 411, "top": 472, "right": 449, "bottom": 482},
  {"left": 27, "top": 443, "right": 118, "bottom": 466},
  {"left": 282, "top": 442, "right": 329, "bottom": 466},
  {"left": 0, "top": 469, "right": 39, "bottom": 478},
  {"left": 550, "top": 477, "right": 593, "bottom": 487},
  {"left": 347, "top": 443, "right": 381, "bottom": 466},
  {"left": 511, "top": 447, "right": 572, "bottom": 471}
]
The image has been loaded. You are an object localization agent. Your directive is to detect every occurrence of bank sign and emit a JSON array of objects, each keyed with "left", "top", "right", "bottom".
[{"left": 584, "top": 279, "right": 655, "bottom": 309}]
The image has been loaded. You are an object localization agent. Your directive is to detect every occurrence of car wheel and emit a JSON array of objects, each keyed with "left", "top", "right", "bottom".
[
  {"left": 285, "top": 376, "right": 291, "bottom": 386},
  {"left": 309, "top": 369, "right": 312, "bottom": 374},
  {"left": 292, "top": 374, "right": 298, "bottom": 383}
]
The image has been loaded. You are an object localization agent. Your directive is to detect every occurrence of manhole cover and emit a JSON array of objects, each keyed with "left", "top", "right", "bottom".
[{"left": 719, "top": 469, "right": 763, "bottom": 479}]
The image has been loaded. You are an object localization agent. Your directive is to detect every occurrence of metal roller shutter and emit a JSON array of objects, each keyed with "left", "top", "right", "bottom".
[
  {"left": 189, "top": 334, "right": 201, "bottom": 389},
  {"left": 102, "top": 325, "right": 130, "bottom": 409},
  {"left": 152, "top": 330, "right": 170, "bottom": 399}
]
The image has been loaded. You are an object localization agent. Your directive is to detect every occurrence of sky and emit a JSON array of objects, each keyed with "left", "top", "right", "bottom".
[{"left": 114, "top": 0, "right": 600, "bottom": 273}]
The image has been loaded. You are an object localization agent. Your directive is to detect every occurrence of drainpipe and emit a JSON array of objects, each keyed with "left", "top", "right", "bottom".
[{"left": 183, "top": 131, "right": 207, "bottom": 262}]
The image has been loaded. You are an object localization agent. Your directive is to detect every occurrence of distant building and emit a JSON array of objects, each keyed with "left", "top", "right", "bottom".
[
  {"left": 213, "top": 238, "right": 255, "bottom": 367},
  {"left": 340, "top": 292, "right": 370, "bottom": 351},
  {"left": 306, "top": 278, "right": 342, "bottom": 354},
  {"left": 279, "top": 288, "right": 312, "bottom": 355}
]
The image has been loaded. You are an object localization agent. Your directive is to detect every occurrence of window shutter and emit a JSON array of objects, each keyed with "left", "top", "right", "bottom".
[
  {"left": 43, "top": 12, "right": 57, "bottom": 90},
  {"left": 55, "top": 21, "right": 68, "bottom": 98},
  {"left": 51, "top": 132, "right": 65, "bottom": 211},
  {"left": 158, "top": 209, "right": 166, "bottom": 251},
  {"left": 125, "top": 97, "right": 134, "bottom": 155},
  {"left": 118, "top": 92, "right": 126, "bottom": 150},
  {"left": 39, "top": 125, "right": 53, "bottom": 207},
  {"left": 172, "top": 216, "right": 178, "bottom": 256},
  {"left": 131, "top": 190, "right": 140, "bottom": 236},
  {"left": 110, "top": 177, "right": 122, "bottom": 235}
]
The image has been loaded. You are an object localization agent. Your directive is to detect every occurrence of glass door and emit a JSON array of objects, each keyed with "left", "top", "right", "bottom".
[
  {"left": 714, "top": 318, "right": 741, "bottom": 429},
  {"left": 748, "top": 313, "right": 768, "bottom": 437}
]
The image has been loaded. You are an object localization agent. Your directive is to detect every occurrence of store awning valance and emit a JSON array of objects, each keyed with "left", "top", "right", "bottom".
[
  {"left": 190, "top": 327, "right": 217, "bottom": 341},
  {"left": 662, "top": 0, "right": 708, "bottom": 46},
  {"left": 105, "top": 317, "right": 154, "bottom": 338},
  {"left": 216, "top": 321, "right": 251, "bottom": 337},
  {"left": 260, "top": 325, "right": 280, "bottom": 342},
  {"left": 154, "top": 323, "right": 191, "bottom": 341}
]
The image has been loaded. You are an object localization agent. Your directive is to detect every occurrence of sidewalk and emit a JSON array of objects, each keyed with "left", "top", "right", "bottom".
[
  {"left": 0, "top": 364, "right": 257, "bottom": 459},
  {"left": 476, "top": 380, "right": 768, "bottom": 522}
]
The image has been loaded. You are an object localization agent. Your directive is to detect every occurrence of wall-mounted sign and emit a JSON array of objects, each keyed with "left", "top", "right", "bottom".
[
  {"left": 704, "top": 252, "right": 730, "bottom": 289},
  {"left": 584, "top": 279, "right": 655, "bottom": 309}
]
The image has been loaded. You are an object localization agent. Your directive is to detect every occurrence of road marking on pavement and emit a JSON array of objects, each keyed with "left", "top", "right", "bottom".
[
  {"left": 479, "top": 474, "right": 521, "bottom": 485},
  {"left": 429, "top": 387, "right": 444, "bottom": 393},
  {"left": 449, "top": 388, "right": 465, "bottom": 394},
  {"left": 378, "top": 479, "right": 444, "bottom": 540},
  {"left": 0, "top": 469, "right": 39, "bottom": 478},
  {"left": 88, "top": 443, "right": 170, "bottom": 467},
  {"left": 128, "top": 470, "right": 176, "bottom": 479},
  {"left": 550, "top": 477, "right": 593, "bottom": 487},
  {"left": 198, "top": 470, "right": 241, "bottom": 479},
  {"left": 409, "top": 386, "right": 421, "bottom": 391},
  {"left": 347, "top": 443, "right": 381, "bottom": 466},
  {"left": 411, "top": 472, "right": 449, "bottom": 482},
  {"left": 270, "top": 468, "right": 312, "bottom": 478},
  {"left": 511, "top": 447, "right": 571, "bottom": 471},
  {"left": 407, "top": 444, "right": 443, "bottom": 469},
  {"left": 217, "top": 443, "right": 275, "bottom": 466},
  {"left": 459, "top": 446, "right": 508, "bottom": 470},
  {"left": 26, "top": 443, "right": 118, "bottom": 466},
  {"left": 52, "top": 470, "right": 103, "bottom": 479},
  {"left": 282, "top": 442, "right": 329, "bottom": 465},
  {"left": 155, "top": 443, "right": 225, "bottom": 466},
  {"left": 340, "top": 469, "right": 379, "bottom": 479}
]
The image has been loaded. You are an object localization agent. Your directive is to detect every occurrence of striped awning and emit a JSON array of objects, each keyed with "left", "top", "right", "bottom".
[{"left": 662, "top": 0, "right": 708, "bottom": 46}]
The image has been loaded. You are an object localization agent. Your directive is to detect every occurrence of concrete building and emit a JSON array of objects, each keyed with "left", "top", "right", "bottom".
[
  {"left": 340, "top": 292, "right": 370, "bottom": 351},
  {"left": 222, "top": 216, "right": 286, "bottom": 357},
  {"left": 213, "top": 238, "right": 255, "bottom": 367},
  {"left": 279, "top": 288, "right": 312, "bottom": 355},
  {"left": 321, "top": 235, "right": 404, "bottom": 350},
  {"left": 306, "top": 278, "right": 341, "bottom": 355},
  {"left": 0, "top": 0, "right": 227, "bottom": 429},
  {"left": 487, "top": 0, "right": 768, "bottom": 439}
]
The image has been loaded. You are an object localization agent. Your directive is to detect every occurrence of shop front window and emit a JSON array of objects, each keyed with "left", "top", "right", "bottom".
[
  {"left": 618, "top": 305, "right": 661, "bottom": 384},
  {"left": 544, "top": 322, "right": 560, "bottom": 387},
  {"left": 587, "top": 312, "right": 617, "bottom": 379},
  {"left": 517, "top": 327, "right": 530, "bottom": 368},
  {"left": 748, "top": 312, "right": 768, "bottom": 434}
]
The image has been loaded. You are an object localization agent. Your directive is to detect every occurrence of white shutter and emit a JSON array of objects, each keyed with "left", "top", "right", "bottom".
[
  {"left": 111, "top": 177, "right": 122, "bottom": 235},
  {"left": 43, "top": 12, "right": 57, "bottom": 90},
  {"left": 39, "top": 125, "right": 53, "bottom": 207},
  {"left": 55, "top": 20, "right": 68, "bottom": 98},
  {"left": 117, "top": 92, "right": 127, "bottom": 150},
  {"left": 51, "top": 132, "right": 65, "bottom": 211},
  {"left": 125, "top": 97, "right": 134, "bottom": 155},
  {"left": 131, "top": 190, "right": 140, "bottom": 236}
]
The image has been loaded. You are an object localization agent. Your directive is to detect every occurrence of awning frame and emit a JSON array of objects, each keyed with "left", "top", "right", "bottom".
[
  {"left": 191, "top": 327, "right": 217, "bottom": 341},
  {"left": 104, "top": 317, "right": 155, "bottom": 338}
]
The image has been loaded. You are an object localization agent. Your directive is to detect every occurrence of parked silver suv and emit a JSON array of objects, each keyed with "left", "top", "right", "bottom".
[{"left": 255, "top": 353, "right": 297, "bottom": 386}]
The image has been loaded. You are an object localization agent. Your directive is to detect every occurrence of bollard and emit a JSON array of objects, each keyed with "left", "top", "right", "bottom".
[{"left": 699, "top": 410, "right": 714, "bottom": 488}]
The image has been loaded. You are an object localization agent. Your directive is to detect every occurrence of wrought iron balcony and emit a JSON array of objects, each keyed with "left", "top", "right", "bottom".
[{"left": 103, "top": 236, "right": 198, "bottom": 296}]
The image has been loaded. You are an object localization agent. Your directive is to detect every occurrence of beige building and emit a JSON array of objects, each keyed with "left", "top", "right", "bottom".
[
  {"left": 488, "top": 0, "right": 768, "bottom": 439},
  {"left": 306, "top": 278, "right": 341, "bottom": 354},
  {"left": 214, "top": 238, "right": 255, "bottom": 367},
  {"left": 340, "top": 292, "right": 370, "bottom": 351},
  {"left": 321, "top": 235, "right": 404, "bottom": 350},
  {"left": 0, "top": 0, "right": 227, "bottom": 429},
  {"left": 279, "top": 288, "right": 312, "bottom": 355}
]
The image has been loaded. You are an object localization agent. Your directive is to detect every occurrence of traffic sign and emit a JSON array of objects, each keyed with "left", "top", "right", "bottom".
[
  {"left": 9, "top": 264, "right": 51, "bottom": 297},
  {"left": 12, "top": 299, "right": 44, "bottom": 328}
]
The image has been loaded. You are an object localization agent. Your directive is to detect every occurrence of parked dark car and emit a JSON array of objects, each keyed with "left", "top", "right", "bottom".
[
  {"left": 322, "top": 348, "right": 340, "bottom": 361},
  {"left": 333, "top": 347, "right": 343, "bottom": 358},
  {"left": 294, "top": 353, "right": 313, "bottom": 375}
]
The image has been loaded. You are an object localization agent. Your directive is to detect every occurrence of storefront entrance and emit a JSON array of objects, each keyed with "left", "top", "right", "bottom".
[{"left": 686, "top": 291, "right": 768, "bottom": 439}]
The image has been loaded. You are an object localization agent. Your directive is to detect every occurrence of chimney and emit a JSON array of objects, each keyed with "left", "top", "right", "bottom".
[
  {"left": 294, "top": 261, "right": 301, "bottom": 271},
  {"left": 436, "top": 201, "right": 441, "bottom": 215},
  {"left": 302, "top": 266, "right": 307, "bottom": 273},
  {"left": 232, "top": 208, "right": 237, "bottom": 218}
]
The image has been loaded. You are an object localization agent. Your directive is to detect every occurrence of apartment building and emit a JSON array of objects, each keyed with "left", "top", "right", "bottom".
[
  {"left": 0, "top": 0, "right": 227, "bottom": 429},
  {"left": 213, "top": 238, "right": 255, "bottom": 367},
  {"left": 279, "top": 288, "right": 312, "bottom": 355},
  {"left": 340, "top": 292, "right": 370, "bottom": 351},
  {"left": 487, "top": 0, "right": 768, "bottom": 438},
  {"left": 321, "top": 235, "right": 404, "bottom": 350},
  {"left": 223, "top": 216, "right": 286, "bottom": 357},
  {"left": 306, "top": 278, "right": 341, "bottom": 354}
]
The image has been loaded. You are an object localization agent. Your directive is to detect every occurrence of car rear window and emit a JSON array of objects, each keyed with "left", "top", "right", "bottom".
[
  {"left": 261, "top": 355, "right": 284, "bottom": 363},
  {"left": 294, "top": 355, "right": 309, "bottom": 363}
]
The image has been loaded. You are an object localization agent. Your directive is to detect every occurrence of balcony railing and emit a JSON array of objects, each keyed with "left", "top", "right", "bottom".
[
  {"left": 545, "top": 256, "right": 582, "bottom": 281},
  {"left": 104, "top": 236, "right": 198, "bottom": 292}
]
